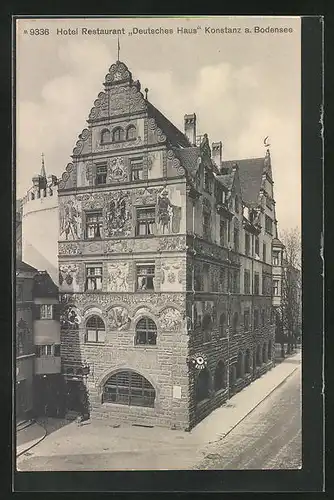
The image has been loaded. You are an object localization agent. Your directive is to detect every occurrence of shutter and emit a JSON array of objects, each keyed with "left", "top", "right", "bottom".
[
  {"left": 32, "top": 304, "right": 41, "bottom": 320},
  {"left": 53, "top": 303, "right": 61, "bottom": 321}
]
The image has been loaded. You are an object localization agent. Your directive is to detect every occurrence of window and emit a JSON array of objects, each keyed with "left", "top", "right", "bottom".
[
  {"left": 85, "top": 315, "right": 106, "bottom": 343},
  {"left": 214, "top": 361, "right": 226, "bottom": 391},
  {"left": 255, "top": 237, "right": 260, "bottom": 256},
  {"left": 40, "top": 304, "right": 53, "bottom": 320},
  {"left": 202, "top": 314, "right": 213, "bottom": 342},
  {"left": 273, "top": 251, "right": 280, "bottom": 266},
  {"left": 101, "top": 129, "right": 110, "bottom": 143},
  {"left": 112, "top": 127, "right": 124, "bottom": 142},
  {"left": 265, "top": 215, "right": 273, "bottom": 235},
  {"left": 136, "top": 264, "right": 155, "bottom": 291},
  {"left": 204, "top": 170, "right": 211, "bottom": 192},
  {"left": 235, "top": 195, "right": 240, "bottom": 214},
  {"left": 85, "top": 265, "right": 103, "bottom": 291},
  {"left": 136, "top": 206, "right": 155, "bottom": 236},
  {"left": 85, "top": 211, "right": 103, "bottom": 239},
  {"left": 229, "top": 269, "right": 239, "bottom": 294},
  {"left": 102, "top": 370, "right": 155, "bottom": 408},
  {"left": 244, "top": 270, "right": 251, "bottom": 294},
  {"left": 203, "top": 210, "right": 211, "bottom": 240},
  {"left": 220, "top": 220, "right": 226, "bottom": 246},
  {"left": 245, "top": 233, "right": 251, "bottom": 256},
  {"left": 262, "top": 343, "right": 268, "bottom": 363},
  {"left": 219, "top": 313, "right": 226, "bottom": 337},
  {"left": 219, "top": 268, "right": 225, "bottom": 292},
  {"left": 244, "top": 309, "right": 250, "bottom": 331},
  {"left": 135, "top": 317, "right": 157, "bottom": 345},
  {"left": 54, "top": 344, "right": 61, "bottom": 357},
  {"left": 234, "top": 228, "right": 239, "bottom": 252},
  {"left": 253, "top": 309, "right": 259, "bottom": 329},
  {"left": 196, "top": 368, "right": 210, "bottom": 403},
  {"left": 263, "top": 243, "right": 267, "bottom": 262},
  {"left": 273, "top": 280, "right": 279, "bottom": 296},
  {"left": 95, "top": 164, "right": 107, "bottom": 185},
  {"left": 262, "top": 275, "right": 266, "bottom": 296},
  {"left": 232, "top": 312, "right": 239, "bottom": 334},
  {"left": 126, "top": 125, "right": 136, "bottom": 140},
  {"left": 236, "top": 351, "right": 243, "bottom": 379},
  {"left": 254, "top": 273, "right": 260, "bottom": 295},
  {"left": 131, "top": 158, "right": 144, "bottom": 181},
  {"left": 261, "top": 309, "right": 265, "bottom": 327},
  {"left": 35, "top": 345, "right": 53, "bottom": 357},
  {"left": 244, "top": 349, "right": 251, "bottom": 373}
]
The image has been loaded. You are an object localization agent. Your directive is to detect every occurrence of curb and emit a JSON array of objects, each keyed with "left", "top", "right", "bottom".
[
  {"left": 219, "top": 364, "right": 299, "bottom": 441},
  {"left": 16, "top": 422, "right": 47, "bottom": 459}
]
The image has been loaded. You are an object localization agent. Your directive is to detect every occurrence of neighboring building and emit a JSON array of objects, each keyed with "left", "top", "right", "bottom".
[
  {"left": 32, "top": 272, "right": 65, "bottom": 417},
  {"left": 56, "top": 59, "right": 276, "bottom": 430},
  {"left": 20, "top": 155, "right": 59, "bottom": 285},
  {"left": 16, "top": 260, "right": 38, "bottom": 421}
]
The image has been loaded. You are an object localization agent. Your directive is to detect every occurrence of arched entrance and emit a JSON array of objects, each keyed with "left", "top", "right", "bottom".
[{"left": 102, "top": 370, "right": 155, "bottom": 408}]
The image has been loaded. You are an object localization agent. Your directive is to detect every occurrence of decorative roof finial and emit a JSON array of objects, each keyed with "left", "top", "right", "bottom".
[
  {"left": 117, "top": 35, "right": 120, "bottom": 62},
  {"left": 264, "top": 136, "right": 270, "bottom": 150},
  {"left": 41, "top": 152, "right": 46, "bottom": 178},
  {"left": 144, "top": 88, "right": 149, "bottom": 100}
]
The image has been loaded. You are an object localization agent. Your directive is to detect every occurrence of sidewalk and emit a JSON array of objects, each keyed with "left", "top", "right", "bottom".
[
  {"left": 16, "top": 351, "right": 300, "bottom": 470},
  {"left": 16, "top": 421, "right": 46, "bottom": 458}
]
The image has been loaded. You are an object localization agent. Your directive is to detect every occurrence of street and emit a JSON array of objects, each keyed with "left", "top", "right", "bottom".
[
  {"left": 196, "top": 361, "right": 301, "bottom": 469},
  {"left": 17, "top": 356, "right": 301, "bottom": 471}
]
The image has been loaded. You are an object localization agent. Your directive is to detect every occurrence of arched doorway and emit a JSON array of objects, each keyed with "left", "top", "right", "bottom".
[
  {"left": 262, "top": 343, "right": 268, "bottom": 363},
  {"left": 214, "top": 361, "right": 226, "bottom": 391},
  {"left": 236, "top": 351, "right": 243, "bottom": 379},
  {"left": 102, "top": 370, "right": 155, "bottom": 408},
  {"left": 196, "top": 368, "right": 211, "bottom": 403},
  {"left": 244, "top": 349, "right": 251, "bottom": 374},
  {"left": 256, "top": 344, "right": 262, "bottom": 366}
]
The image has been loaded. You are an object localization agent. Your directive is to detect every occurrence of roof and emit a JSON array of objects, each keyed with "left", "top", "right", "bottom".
[
  {"left": 272, "top": 237, "right": 285, "bottom": 248},
  {"left": 221, "top": 157, "right": 265, "bottom": 206},
  {"left": 33, "top": 271, "right": 59, "bottom": 297},
  {"left": 16, "top": 260, "right": 38, "bottom": 274},
  {"left": 147, "top": 102, "right": 191, "bottom": 148},
  {"left": 174, "top": 147, "right": 201, "bottom": 176}
]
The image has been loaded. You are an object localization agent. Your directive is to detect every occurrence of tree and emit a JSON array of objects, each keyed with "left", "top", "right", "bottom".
[{"left": 280, "top": 227, "right": 302, "bottom": 354}]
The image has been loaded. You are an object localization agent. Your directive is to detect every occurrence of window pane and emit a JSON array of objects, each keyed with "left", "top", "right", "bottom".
[
  {"left": 97, "top": 330, "right": 106, "bottom": 342},
  {"left": 87, "top": 330, "right": 96, "bottom": 342}
]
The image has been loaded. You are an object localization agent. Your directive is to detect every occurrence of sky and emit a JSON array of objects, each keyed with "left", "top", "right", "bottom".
[{"left": 16, "top": 16, "right": 301, "bottom": 233}]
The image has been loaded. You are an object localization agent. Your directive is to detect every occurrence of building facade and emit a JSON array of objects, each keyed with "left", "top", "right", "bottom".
[{"left": 57, "top": 60, "right": 276, "bottom": 430}]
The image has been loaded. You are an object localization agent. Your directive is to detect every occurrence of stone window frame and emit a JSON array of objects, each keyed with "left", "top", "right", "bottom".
[
  {"left": 135, "top": 205, "right": 156, "bottom": 236},
  {"left": 254, "top": 272, "right": 260, "bottom": 295},
  {"left": 95, "top": 163, "right": 108, "bottom": 185},
  {"left": 243, "top": 308, "right": 250, "bottom": 332},
  {"left": 134, "top": 316, "right": 158, "bottom": 346},
  {"left": 85, "top": 264, "right": 103, "bottom": 292},
  {"left": 130, "top": 157, "right": 144, "bottom": 181},
  {"left": 102, "top": 370, "right": 156, "bottom": 408},
  {"left": 135, "top": 262, "right": 156, "bottom": 292},
  {"left": 85, "top": 315, "right": 106, "bottom": 343},
  {"left": 40, "top": 304, "right": 53, "bottom": 320},
  {"left": 112, "top": 126, "right": 125, "bottom": 142},
  {"left": 84, "top": 210, "right": 103, "bottom": 240}
]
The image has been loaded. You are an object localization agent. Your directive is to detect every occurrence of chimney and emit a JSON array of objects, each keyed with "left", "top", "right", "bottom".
[
  {"left": 212, "top": 141, "right": 223, "bottom": 166},
  {"left": 184, "top": 113, "right": 197, "bottom": 145}
]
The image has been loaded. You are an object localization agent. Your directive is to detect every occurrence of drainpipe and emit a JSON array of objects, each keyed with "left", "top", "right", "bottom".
[
  {"left": 251, "top": 236, "right": 255, "bottom": 379},
  {"left": 226, "top": 245, "right": 231, "bottom": 400}
]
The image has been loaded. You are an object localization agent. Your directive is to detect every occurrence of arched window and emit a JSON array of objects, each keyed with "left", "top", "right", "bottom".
[
  {"left": 101, "top": 129, "right": 110, "bottom": 143},
  {"left": 244, "top": 349, "right": 251, "bottom": 373},
  {"left": 262, "top": 343, "right": 268, "bottom": 363},
  {"left": 196, "top": 368, "right": 211, "bottom": 403},
  {"left": 256, "top": 344, "right": 261, "bottom": 366},
  {"left": 85, "top": 315, "right": 106, "bottom": 343},
  {"left": 268, "top": 340, "right": 272, "bottom": 360},
  {"left": 135, "top": 317, "right": 157, "bottom": 345},
  {"left": 219, "top": 313, "right": 226, "bottom": 338},
  {"left": 112, "top": 127, "right": 124, "bottom": 142},
  {"left": 126, "top": 125, "right": 136, "bottom": 140},
  {"left": 214, "top": 361, "right": 226, "bottom": 391},
  {"left": 236, "top": 351, "right": 243, "bottom": 379},
  {"left": 232, "top": 312, "right": 239, "bottom": 334},
  {"left": 102, "top": 370, "right": 155, "bottom": 407},
  {"left": 202, "top": 313, "right": 212, "bottom": 342}
]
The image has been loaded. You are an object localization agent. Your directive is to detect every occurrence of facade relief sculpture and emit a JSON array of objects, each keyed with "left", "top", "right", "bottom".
[
  {"left": 107, "top": 262, "right": 130, "bottom": 292},
  {"left": 158, "top": 307, "right": 182, "bottom": 331},
  {"left": 59, "top": 197, "right": 82, "bottom": 241},
  {"left": 58, "top": 242, "right": 82, "bottom": 255},
  {"left": 106, "top": 195, "right": 131, "bottom": 237},
  {"left": 158, "top": 235, "right": 186, "bottom": 252},
  {"left": 108, "top": 157, "right": 127, "bottom": 183},
  {"left": 59, "top": 264, "right": 79, "bottom": 292},
  {"left": 108, "top": 306, "right": 131, "bottom": 331}
]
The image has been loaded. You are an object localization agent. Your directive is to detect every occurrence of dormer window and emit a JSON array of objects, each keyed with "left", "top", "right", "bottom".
[
  {"left": 101, "top": 129, "right": 110, "bottom": 144},
  {"left": 126, "top": 125, "right": 136, "bottom": 140},
  {"left": 112, "top": 127, "right": 124, "bottom": 142}
]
